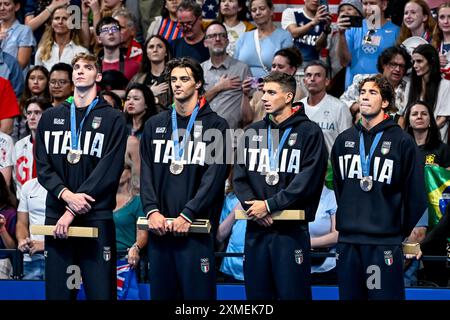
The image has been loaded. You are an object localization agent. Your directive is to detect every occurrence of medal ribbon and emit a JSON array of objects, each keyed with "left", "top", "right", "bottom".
[
  {"left": 171, "top": 103, "right": 200, "bottom": 161},
  {"left": 268, "top": 125, "right": 292, "bottom": 172},
  {"left": 70, "top": 97, "right": 98, "bottom": 150},
  {"left": 359, "top": 131, "right": 383, "bottom": 177}
]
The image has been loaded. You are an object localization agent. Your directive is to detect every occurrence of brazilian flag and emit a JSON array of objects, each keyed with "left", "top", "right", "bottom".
[{"left": 424, "top": 165, "right": 450, "bottom": 228}]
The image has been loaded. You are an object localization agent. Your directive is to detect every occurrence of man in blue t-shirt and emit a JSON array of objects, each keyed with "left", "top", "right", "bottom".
[{"left": 337, "top": 0, "right": 400, "bottom": 89}]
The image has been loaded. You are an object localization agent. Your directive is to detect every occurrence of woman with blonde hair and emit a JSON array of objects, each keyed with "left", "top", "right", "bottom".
[
  {"left": 397, "top": 0, "right": 435, "bottom": 45},
  {"left": 431, "top": 2, "right": 450, "bottom": 68},
  {"left": 35, "top": 6, "right": 89, "bottom": 71}
]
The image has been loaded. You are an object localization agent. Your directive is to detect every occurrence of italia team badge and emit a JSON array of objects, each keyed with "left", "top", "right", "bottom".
[
  {"left": 103, "top": 247, "right": 111, "bottom": 262},
  {"left": 193, "top": 125, "right": 203, "bottom": 138},
  {"left": 294, "top": 249, "right": 303, "bottom": 265},
  {"left": 384, "top": 250, "right": 393, "bottom": 266},
  {"left": 92, "top": 116, "right": 102, "bottom": 129},
  {"left": 288, "top": 133, "right": 297, "bottom": 146},
  {"left": 200, "top": 258, "right": 210, "bottom": 273},
  {"left": 381, "top": 141, "right": 391, "bottom": 155}
]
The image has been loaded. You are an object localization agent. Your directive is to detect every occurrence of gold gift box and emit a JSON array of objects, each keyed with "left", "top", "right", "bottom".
[
  {"left": 30, "top": 225, "right": 98, "bottom": 238},
  {"left": 235, "top": 209, "right": 305, "bottom": 220},
  {"left": 137, "top": 217, "right": 211, "bottom": 233},
  {"left": 402, "top": 242, "right": 421, "bottom": 255}
]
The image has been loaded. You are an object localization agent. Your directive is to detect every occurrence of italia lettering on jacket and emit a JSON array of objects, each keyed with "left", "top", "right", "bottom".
[
  {"left": 338, "top": 154, "right": 394, "bottom": 184},
  {"left": 43, "top": 130, "right": 105, "bottom": 158},
  {"left": 153, "top": 139, "right": 207, "bottom": 165},
  {"left": 244, "top": 148, "right": 301, "bottom": 174}
]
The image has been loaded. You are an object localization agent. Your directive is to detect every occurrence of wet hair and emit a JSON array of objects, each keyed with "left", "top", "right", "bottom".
[
  {"left": 263, "top": 71, "right": 297, "bottom": 101},
  {"left": 358, "top": 74, "right": 396, "bottom": 113},
  {"left": 165, "top": 57, "right": 205, "bottom": 95}
]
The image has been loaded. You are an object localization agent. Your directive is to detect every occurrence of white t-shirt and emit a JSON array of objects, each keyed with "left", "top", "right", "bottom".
[
  {"left": 225, "top": 21, "right": 247, "bottom": 57},
  {"left": 18, "top": 178, "right": 47, "bottom": 262},
  {"left": 434, "top": 79, "right": 450, "bottom": 143},
  {"left": 0, "top": 132, "right": 14, "bottom": 169},
  {"left": 301, "top": 94, "right": 353, "bottom": 154},
  {"left": 18, "top": 178, "right": 47, "bottom": 243},
  {"left": 14, "top": 135, "right": 34, "bottom": 199}
]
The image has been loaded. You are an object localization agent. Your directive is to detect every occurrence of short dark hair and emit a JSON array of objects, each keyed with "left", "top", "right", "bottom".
[
  {"left": 95, "top": 16, "right": 121, "bottom": 36},
  {"left": 50, "top": 63, "right": 73, "bottom": 84},
  {"left": 274, "top": 47, "right": 303, "bottom": 69},
  {"left": 358, "top": 74, "right": 396, "bottom": 113},
  {"left": 99, "top": 90, "right": 123, "bottom": 111},
  {"left": 304, "top": 59, "right": 329, "bottom": 75},
  {"left": 263, "top": 72, "right": 296, "bottom": 100},
  {"left": 24, "top": 96, "right": 52, "bottom": 112},
  {"left": 377, "top": 45, "right": 411, "bottom": 73},
  {"left": 204, "top": 20, "right": 227, "bottom": 34},
  {"left": 177, "top": 0, "right": 203, "bottom": 17},
  {"left": 166, "top": 57, "right": 205, "bottom": 95}
]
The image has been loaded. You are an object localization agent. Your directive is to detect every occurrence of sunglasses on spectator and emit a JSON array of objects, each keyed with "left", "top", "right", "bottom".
[
  {"left": 100, "top": 25, "right": 120, "bottom": 34},
  {"left": 205, "top": 32, "right": 228, "bottom": 40},
  {"left": 179, "top": 16, "right": 200, "bottom": 30}
]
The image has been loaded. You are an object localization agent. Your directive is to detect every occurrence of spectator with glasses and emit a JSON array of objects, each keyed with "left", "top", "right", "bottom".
[
  {"left": 201, "top": 21, "right": 253, "bottom": 129},
  {"left": 35, "top": 5, "right": 89, "bottom": 71},
  {"left": 49, "top": 63, "right": 74, "bottom": 107},
  {"left": 170, "top": 0, "right": 209, "bottom": 63},
  {"left": 340, "top": 45, "right": 411, "bottom": 122},
  {"left": 95, "top": 16, "right": 140, "bottom": 81}
]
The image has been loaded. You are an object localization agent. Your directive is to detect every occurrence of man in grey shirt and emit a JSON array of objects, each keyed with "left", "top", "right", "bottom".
[{"left": 201, "top": 21, "right": 253, "bottom": 129}]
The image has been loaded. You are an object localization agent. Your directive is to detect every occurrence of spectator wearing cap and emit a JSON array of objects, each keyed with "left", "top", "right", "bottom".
[{"left": 337, "top": 0, "right": 400, "bottom": 89}]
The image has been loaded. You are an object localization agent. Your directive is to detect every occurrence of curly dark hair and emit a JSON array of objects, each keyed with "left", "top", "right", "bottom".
[
  {"left": 376, "top": 45, "right": 412, "bottom": 73},
  {"left": 165, "top": 57, "right": 205, "bottom": 95},
  {"left": 358, "top": 74, "right": 396, "bottom": 113}
]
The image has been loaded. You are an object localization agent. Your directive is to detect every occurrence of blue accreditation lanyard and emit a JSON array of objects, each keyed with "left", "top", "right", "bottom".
[
  {"left": 171, "top": 103, "right": 200, "bottom": 161},
  {"left": 70, "top": 98, "right": 98, "bottom": 150},
  {"left": 268, "top": 125, "right": 292, "bottom": 172},
  {"left": 359, "top": 131, "right": 383, "bottom": 177}
]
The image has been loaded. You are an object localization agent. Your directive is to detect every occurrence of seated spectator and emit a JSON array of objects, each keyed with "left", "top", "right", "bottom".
[
  {"left": 113, "top": 8, "right": 143, "bottom": 63},
  {"left": 309, "top": 186, "right": 338, "bottom": 285},
  {"left": 16, "top": 178, "right": 47, "bottom": 280},
  {"left": 124, "top": 83, "right": 157, "bottom": 138},
  {"left": 132, "top": 35, "right": 172, "bottom": 112},
  {"left": 0, "top": 130, "right": 14, "bottom": 186},
  {"left": 201, "top": 21, "right": 253, "bottom": 129},
  {"left": 146, "top": 0, "right": 183, "bottom": 43},
  {"left": 341, "top": 45, "right": 412, "bottom": 121},
  {"left": 431, "top": 2, "right": 450, "bottom": 68},
  {"left": 398, "top": 0, "right": 435, "bottom": 45},
  {"left": 14, "top": 66, "right": 51, "bottom": 141},
  {"left": 234, "top": 0, "right": 292, "bottom": 79},
  {"left": 171, "top": 0, "right": 210, "bottom": 63},
  {"left": 217, "top": 0, "right": 255, "bottom": 56},
  {"left": 337, "top": 0, "right": 400, "bottom": 88},
  {"left": 35, "top": 5, "right": 89, "bottom": 71},
  {"left": 0, "top": 173, "right": 17, "bottom": 280},
  {"left": 0, "top": 77, "right": 20, "bottom": 135},
  {"left": 249, "top": 47, "right": 304, "bottom": 122},
  {"left": 400, "top": 44, "right": 450, "bottom": 141},
  {"left": 216, "top": 172, "right": 246, "bottom": 283},
  {"left": 24, "top": 0, "right": 70, "bottom": 45},
  {"left": 96, "top": 16, "right": 140, "bottom": 80},
  {"left": 281, "top": 0, "right": 331, "bottom": 69},
  {"left": 14, "top": 97, "right": 52, "bottom": 199},
  {"left": 113, "top": 161, "right": 147, "bottom": 269},
  {"left": 49, "top": 63, "right": 74, "bottom": 107},
  {"left": 0, "top": 47, "right": 24, "bottom": 98},
  {"left": 0, "top": 0, "right": 36, "bottom": 76}
]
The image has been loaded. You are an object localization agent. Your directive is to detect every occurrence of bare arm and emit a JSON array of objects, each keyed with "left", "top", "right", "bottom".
[
  {"left": 24, "top": 0, "right": 70, "bottom": 31},
  {"left": 0, "top": 118, "right": 14, "bottom": 135},
  {"left": 216, "top": 204, "right": 240, "bottom": 242},
  {"left": 310, "top": 214, "right": 338, "bottom": 249},
  {"left": 336, "top": 15, "right": 352, "bottom": 67},
  {"left": 16, "top": 212, "right": 30, "bottom": 251},
  {"left": 17, "top": 47, "right": 33, "bottom": 69}
]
